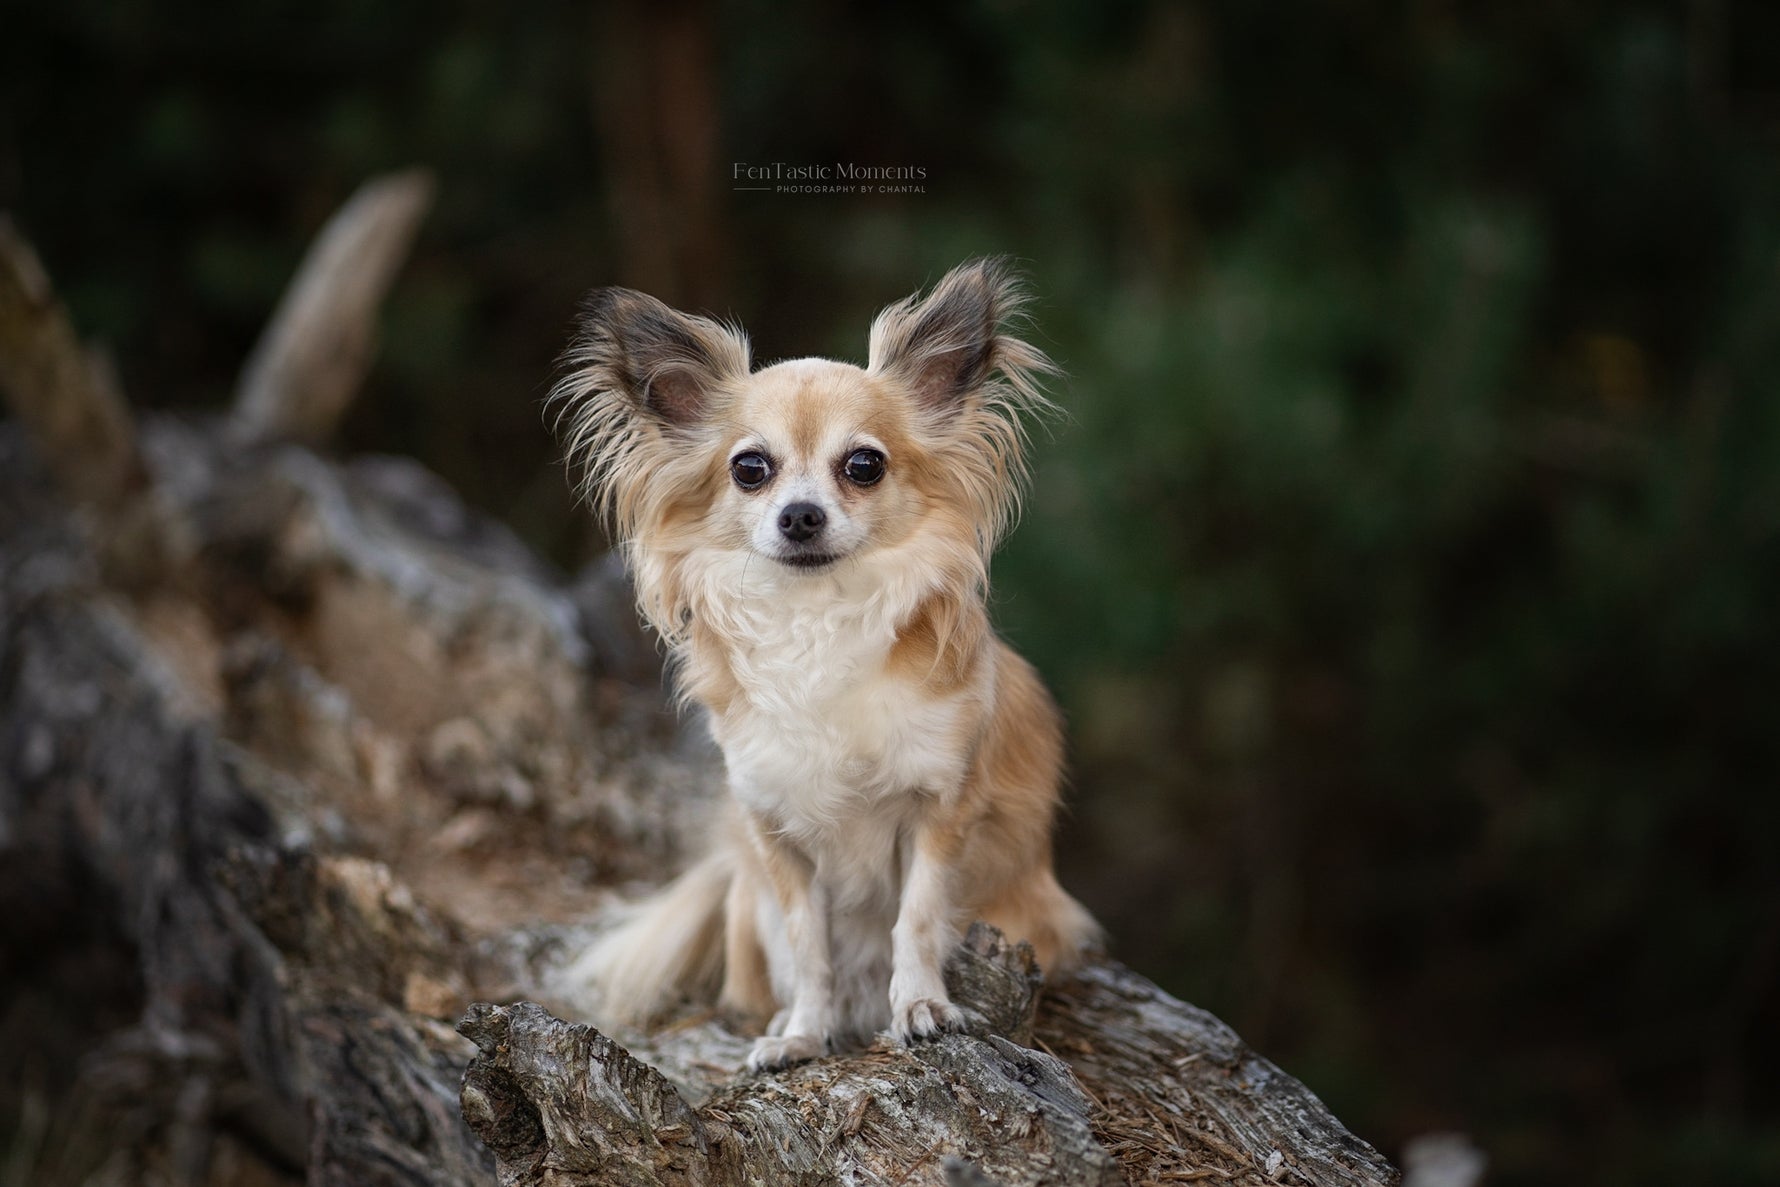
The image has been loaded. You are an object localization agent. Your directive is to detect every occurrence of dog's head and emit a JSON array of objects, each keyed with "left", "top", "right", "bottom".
[{"left": 553, "top": 258, "right": 1056, "bottom": 635}]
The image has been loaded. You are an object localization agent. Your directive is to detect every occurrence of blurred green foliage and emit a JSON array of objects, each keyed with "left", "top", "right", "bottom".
[{"left": 6, "top": 1, "right": 1780, "bottom": 1182}]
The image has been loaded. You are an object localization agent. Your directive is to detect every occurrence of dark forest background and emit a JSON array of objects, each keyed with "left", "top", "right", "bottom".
[{"left": 5, "top": 1, "right": 1780, "bottom": 1183}]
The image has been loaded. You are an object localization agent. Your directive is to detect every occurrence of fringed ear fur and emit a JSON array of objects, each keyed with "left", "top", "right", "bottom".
[
  {"left": 867, "top": 258, "right": 1059, "bottom": 556},
  {"left": 866, "top": 257, "right": 1056, "bottom": 413},
  {"left": 551, "top": 262, "right": 1055, "bottom": 569},
  {"left": 548, "top": 287, "right": 750, "bottom": 535},
  {"left": 566, "top": 287, "right": 751, "bottom": 427}
]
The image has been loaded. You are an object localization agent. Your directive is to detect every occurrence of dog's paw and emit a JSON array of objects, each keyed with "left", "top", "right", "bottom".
[
  {"left": 746, "top": 1032, "right": 826, "bottom": 1073},
  {"left": 891, "top": 997, "right": 966, "bottom": 1045}
]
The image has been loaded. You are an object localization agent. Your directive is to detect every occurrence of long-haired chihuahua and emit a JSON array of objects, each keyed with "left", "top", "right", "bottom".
[{"left": 552, "top": 258, "right": 1099, "bottom": 1071}]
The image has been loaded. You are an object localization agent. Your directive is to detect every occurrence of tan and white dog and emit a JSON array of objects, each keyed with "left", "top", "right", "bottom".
[{"left": 553, "top": 258, "right": 1099, "bottom": 1071}]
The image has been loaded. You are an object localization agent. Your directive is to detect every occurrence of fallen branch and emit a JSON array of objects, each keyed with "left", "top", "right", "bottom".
[
  {"left": 0, "top": 214, "right": 145, "bottom": 511},
  {"left": 232, "top": 169, "right": 434, "bottom": 446}
]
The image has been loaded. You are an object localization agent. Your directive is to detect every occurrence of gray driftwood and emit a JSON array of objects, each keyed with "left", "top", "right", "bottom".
[{"left": 0, "top": 209, "right": 1397, "bottom": 1187}]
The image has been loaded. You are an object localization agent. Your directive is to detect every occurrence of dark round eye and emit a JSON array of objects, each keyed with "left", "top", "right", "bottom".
[
  {"left": 842, "top": 448, "right": 885, "bottom": 486},
  {"left": 730, "top": 451, "right": 773, "bottom": 490}
]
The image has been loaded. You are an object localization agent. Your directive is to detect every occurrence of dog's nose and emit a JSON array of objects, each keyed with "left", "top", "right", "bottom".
[{"left": 777, "top": 502, "right": 826, "bottom": 543}]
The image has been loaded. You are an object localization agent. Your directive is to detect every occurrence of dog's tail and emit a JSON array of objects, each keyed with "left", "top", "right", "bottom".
[{"left": 559, "top": 847, "right": 732, "bottom": 1028}]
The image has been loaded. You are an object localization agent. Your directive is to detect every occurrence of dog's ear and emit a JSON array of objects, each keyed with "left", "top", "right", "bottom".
[
  {"left": 868, "top": 257, "right": 1042, "bottom": 410},
  {"left": 569, "top": 287, "right": 750, "bottom": 426}
]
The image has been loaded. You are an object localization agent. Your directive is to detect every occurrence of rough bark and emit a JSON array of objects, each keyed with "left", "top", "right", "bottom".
[
  {"left": 0, "top": 215, "right": 1397, "bottom": 1187},
  {"left": 459, "top": 923, "right": 1398, "bottom": 1187}
]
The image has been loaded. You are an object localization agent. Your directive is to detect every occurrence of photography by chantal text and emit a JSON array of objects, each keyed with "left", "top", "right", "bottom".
[{"left": 732, "top": 160, "right": 927, "bottom": 194}]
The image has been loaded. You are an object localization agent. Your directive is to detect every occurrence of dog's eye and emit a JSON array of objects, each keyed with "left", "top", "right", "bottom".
[
  {"left": 842, "top": 448, "right": 885, "bottom": 486},
  {"left": 730, "top": 452, "right": 773, "bottom": 490}
]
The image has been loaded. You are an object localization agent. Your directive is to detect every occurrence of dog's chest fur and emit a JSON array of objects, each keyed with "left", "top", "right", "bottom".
[{"left": 697, "top": 572, "right": 976, "bottom": 904}]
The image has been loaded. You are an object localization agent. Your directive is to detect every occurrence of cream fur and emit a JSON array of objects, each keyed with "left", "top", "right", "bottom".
[{"left": 550, "top": 258, "right": 1100, "bottom": 1071}]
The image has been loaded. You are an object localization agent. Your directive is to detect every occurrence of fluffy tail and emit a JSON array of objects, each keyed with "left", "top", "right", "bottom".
[
  {"left": 985, "top": 868, "right": 1105, "bottom": 976},
  {"left": 559, "top": 847, "right": 733, "bottom": 1028}
]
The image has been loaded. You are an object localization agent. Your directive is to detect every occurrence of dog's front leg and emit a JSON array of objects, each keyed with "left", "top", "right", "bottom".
[
  {"left": 744, "top": 821, "right": 835, "bottom": 1072},
  {"left": 889, "top": 823, "right": 966, "bottom": 1044}
]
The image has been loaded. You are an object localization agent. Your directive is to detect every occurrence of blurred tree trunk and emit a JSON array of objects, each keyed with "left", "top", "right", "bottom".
[{"left": 590, "top": 0, "right": 730, "bottom": 311}]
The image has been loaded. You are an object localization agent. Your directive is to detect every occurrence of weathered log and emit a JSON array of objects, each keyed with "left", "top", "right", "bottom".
[
  {"left": 460, "top": 924, "right": 1396, "bottom": 1187},
  {"left": 459, "top": 927, "right": 1126, "bottom": 1187},
  {"left": 0, "top": 415, "right": 1396, "bottom": 1186},
  {"left": 0, "top": 427, "right": 502, "bottom": 1187},
  {"left": 0, "top": 217, "right": 1397, "bottom": 1187}
]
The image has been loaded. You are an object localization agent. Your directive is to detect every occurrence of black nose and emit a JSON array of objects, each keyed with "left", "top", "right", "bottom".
[{"left": 777, "top": 502, "right": 826, "bottom": 543}]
